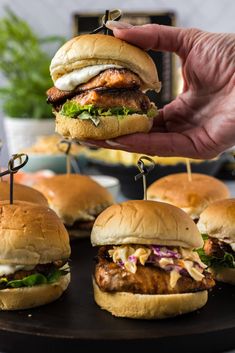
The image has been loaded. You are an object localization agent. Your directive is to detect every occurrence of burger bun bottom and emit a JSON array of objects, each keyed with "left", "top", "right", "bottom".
[
  {"left": 55, "top": 113, "right": 153, "bottom": 141},
  {"left": 93, "top": 278, "right": 208, "bottom": 319},
  {"left": 0, "top": 273, "right": 70, "bottom": 310}
]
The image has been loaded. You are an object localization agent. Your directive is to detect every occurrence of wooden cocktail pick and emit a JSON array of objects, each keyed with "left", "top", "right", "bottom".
[
  {"left": 90, "top": 9, "right": 122, "bottom": 34},
  {"left": 135, "top": 156, "right": 155, "bottom": 200},
  {"left": 0, "top": 153, "right": 29, "bottom": 204}
]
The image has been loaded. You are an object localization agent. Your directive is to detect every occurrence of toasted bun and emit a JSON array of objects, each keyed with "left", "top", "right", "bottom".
[
  {"left": 197, "top": 199, "right": 235, "bottom": 243},
  {"left": 147, "top": 173, "right": 230, "bottom": 219},
  {"left": 91, "top": 200, "right": 203, "bottom": 248},
  {"left": 0, "top": 273, "right": 70, "bottom": 310},
  {"left": 34, "top": 174, "right": 113, "bottom": 226},
  {"left": 0, "top": 181, "right": 48, "bottom": 206},
  {"left": 93, "top": 278, "right": 207, "bottom": 319},
  {"left": 210, "top": 267, "right": 235, "bottom": 285},
  {"left": 0, "top": 201, "right": 70, "bottom": 265},
  {"left": 55, "top": 112, "right": 153, "bottom": 141},
  {"left": 50, "top": 34, "right": 161, "bottom": 92}
]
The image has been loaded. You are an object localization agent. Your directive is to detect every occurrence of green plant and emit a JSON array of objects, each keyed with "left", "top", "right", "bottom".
[{"left": 0, "top": 8, "right": 65, "bottom": 119}]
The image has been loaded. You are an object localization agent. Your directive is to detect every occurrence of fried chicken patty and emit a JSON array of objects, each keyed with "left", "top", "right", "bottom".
[
  {"left": 70, "top": 89, "right": 151, "bottom": 113},
  {"left": 47, "top": 68, "right": 141, "bottom": 105},
  {"left": 204, "top": 237, "right": 234, "bottom": 258},
  {"left": 95, "top": 247, "right": 215, "bottom": 295}
]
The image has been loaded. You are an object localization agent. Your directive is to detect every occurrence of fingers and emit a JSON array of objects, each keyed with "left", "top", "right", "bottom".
[
  {"left": 106, "top": 21, "right": 186, "bottom": 56},
  {"left": 84, "top": 131, "right": 219, "bottom": 159}
]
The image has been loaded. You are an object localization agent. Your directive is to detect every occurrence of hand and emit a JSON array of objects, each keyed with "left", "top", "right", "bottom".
[{"left": 86, "top": 22, "right": 235, "bottom": 159}]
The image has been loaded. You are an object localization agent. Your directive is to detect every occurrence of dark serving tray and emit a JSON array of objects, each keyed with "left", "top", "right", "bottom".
[{"left": 0, "top": 238, "right": 234, "bottom": 353}]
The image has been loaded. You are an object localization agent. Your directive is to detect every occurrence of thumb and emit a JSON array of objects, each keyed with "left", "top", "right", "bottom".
[{"left": 106, "top": 21, "right": 189, "bottom": 56}]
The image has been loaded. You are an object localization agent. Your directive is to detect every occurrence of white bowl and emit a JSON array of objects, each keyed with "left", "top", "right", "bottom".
[{"left": 90, "top": 175, "right": 120, "bottom": 201}]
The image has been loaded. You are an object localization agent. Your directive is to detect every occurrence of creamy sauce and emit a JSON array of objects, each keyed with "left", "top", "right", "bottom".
[
  {"left": 108, "top": 245, "right": 206, "bottom": 284},
  {"left": 170, "top": 270, "right": 181, "bottom": 288},
  {"left": 55, "top": 64, "right": 123, "bottom": 91},
  {"left": 0, "top": 264, "right": 34, "bottom": 276}
]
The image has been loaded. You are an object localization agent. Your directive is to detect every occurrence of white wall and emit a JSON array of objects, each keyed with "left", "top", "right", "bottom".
[{"left": 0, "top": 0, "right": 235, "bottom": 164}]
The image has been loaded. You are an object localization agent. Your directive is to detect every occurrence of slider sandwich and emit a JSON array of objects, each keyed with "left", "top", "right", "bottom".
[
  {"left": 47, "top": 34, "right": 161, "bottom": 140},
  {"left": 34, "top": 174, "right": 113, "bottom": 238},
  {"left": 91, "top": 200, "right": 215, "bottom": 319},
  {"left": 197, "top": 199, "right": 235, "bottom": 285},
  {"left": 0, "top": 180, "right": 48, "bottom": 206},
  {"left": 147, "top": 173, "right": 230, "bottom": 222},
  {"left": 0, "top": 201, "right": 70, "bottom": 310}
]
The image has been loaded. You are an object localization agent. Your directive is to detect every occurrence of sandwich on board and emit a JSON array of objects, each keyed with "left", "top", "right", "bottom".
[{"left": 91, "top": 200, "right": 215, "bottom": 319}]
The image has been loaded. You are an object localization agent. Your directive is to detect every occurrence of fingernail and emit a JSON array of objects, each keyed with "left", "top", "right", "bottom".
[
  {"left": 79, "top": 141, "right": 97, "bottom": 148},
  {"left": 105, "top": 140, "right": 125, "bottom": 147},
  {"left": 106, "top": 21, "right": 133, "bottom": 30}
]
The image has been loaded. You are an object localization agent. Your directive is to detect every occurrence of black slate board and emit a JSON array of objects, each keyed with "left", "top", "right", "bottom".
[{"left": 0, "top": 238, "right": 234, "bottom": 353}]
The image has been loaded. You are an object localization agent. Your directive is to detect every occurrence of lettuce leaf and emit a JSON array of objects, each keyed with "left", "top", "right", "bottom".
[
  {"left": 78, "top": 111, "right": 100, "bottom": 126},
  {"left": 60, "top": 102, "right": 94, "bottom": 117},
  {"left": 8, "top": 273, "right": 47, "bottom": 288},
  {"left": 1, "top": 267, "right": 69, "bottom": 289},
  {"left": 147, "top": 104, "right": 158, "bottom": 118},
  {"left": 196, "top": 247, "right": 235, "bottom": 269},
  {"left": 60, "top": 101, "right": 157, "bottom": 126}
]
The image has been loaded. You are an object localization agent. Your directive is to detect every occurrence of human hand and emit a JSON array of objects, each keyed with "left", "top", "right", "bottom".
[{"left": 85, "top": 22, "right": 235, "bottom": 159}]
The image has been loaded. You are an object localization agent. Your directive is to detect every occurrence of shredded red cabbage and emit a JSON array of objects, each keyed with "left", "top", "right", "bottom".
[
  {"left": 128, "top": 255, "right": 137, "bottom": 263},
  {"left": 117, "top": 260, "right": 124, "bottom": 268},
  {"left": 151, "top": 245, "right": 181, "bottom": 259}
]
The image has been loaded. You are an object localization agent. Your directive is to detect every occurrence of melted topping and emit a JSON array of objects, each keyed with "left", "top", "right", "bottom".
[{"left": 55, "top": 64, "right": 123, "bottom": 91}]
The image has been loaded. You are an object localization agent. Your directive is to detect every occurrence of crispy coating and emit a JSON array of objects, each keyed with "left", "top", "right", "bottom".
[
  {"left": 95, "top": 247, "right": 215, "bottom": 295},
  {"left": 47, "top": 69, "right": 141, "bottom": 104},
  {"left": 78, "top": 68, "right": 141, "bottom": 92},
  {"left": 71, "top": 89, "right": 151, "bottom": 112},
  {"left": 204, "top": 237, "right": 234, "bottom": 257}
]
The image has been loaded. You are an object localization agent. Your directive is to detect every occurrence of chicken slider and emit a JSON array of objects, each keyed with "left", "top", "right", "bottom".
[
  {"left": 0, "top": 201, "right": 70, "bottom": 310},
  {"left": 197, "top": 199, "right": 235, "bottom": 285},
  {"left": 0, "top": 180, "right": 48, "bottom": 206},
  {"left": 91, "top": 200, "right": 215, "bottom": 319},
  {"left": 33, "top": 174, "right": 113, "bottom": 238},
  {"left": 47, "top": 34, "right": 161, "bottom": 140},
  {"left": 147, "top": 173, "right": 230, "bottom": 222}
]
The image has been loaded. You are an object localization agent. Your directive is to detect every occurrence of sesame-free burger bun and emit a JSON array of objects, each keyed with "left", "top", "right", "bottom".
[
  {"left": 91, "top": 200, "right": 203, "bottom": 248},
  {"left": 0, "top": 181, "right": 48, "bottom": 206},
  {"left": 197, "top": 199, "right": 235, "bottom": 285},
  {"left": 197, "top": 199, "right": 235, "bottom": 243},
  {"left": 55, "top": 112, "right": 153, "bottom": 141},
  {"left": 93, "top": 278, "right": 207, "bottom": 319},
  {"left": 198, "top": 199, "right": 235, "bottom": 285},
  {"left": 33, "top": 174, "right": 114, "bottom": 226},
  {"left": 50, "top": 34, "right": 161, "bottom": 92},
  {"left": 0, "top": 201, "right": 70, "bottom": 265},
  {"left": 0, "top": 273, "right": 70, "bottom": 310},
  {"left": 147, "top": 173, "right": 230, "bottom": 219}
]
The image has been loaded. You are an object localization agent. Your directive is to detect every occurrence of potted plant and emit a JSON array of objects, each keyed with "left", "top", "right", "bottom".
[{"left": 0, "top": 9, "right": 65, "bottom": 154}]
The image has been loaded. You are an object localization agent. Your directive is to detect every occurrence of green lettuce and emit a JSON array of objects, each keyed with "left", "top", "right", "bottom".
[
  {"left": 0, "top": 267, "right": 69, "bottom": 290},
  {"left": 60, "top": 101, "right": 157, "bottom": 127},
  {"left": 196, "top": 234, "right": 235, "bottom": 269},
  {"left": 147, "top": 104, "right": 158, "bottom": 118}
]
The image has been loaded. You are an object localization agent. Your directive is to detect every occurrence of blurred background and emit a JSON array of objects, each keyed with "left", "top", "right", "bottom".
[{"left": 0, "top": 0, "right": 234, "bottom": 199}]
